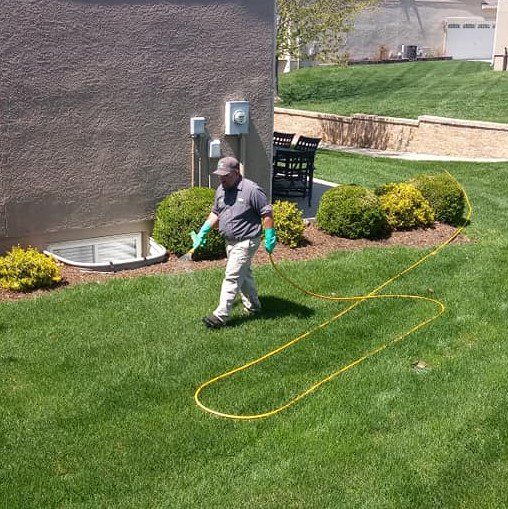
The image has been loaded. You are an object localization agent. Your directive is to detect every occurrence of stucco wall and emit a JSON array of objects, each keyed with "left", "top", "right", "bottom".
[
  {"left": 0, "top": 0, "right": 276, "bottom": 252},
  {"left": 345, "top": 0, "right": 496, "bottom": 60},
  {"left": 275, "top": 107, "right": 508, "bottom": 158},
  {"left": 493, "top": 0, "right": 508, "bottom": 70}
]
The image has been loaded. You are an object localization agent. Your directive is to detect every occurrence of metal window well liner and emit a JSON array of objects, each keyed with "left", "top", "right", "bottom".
[{"left": 44, "top": 235, "right": 167, "bottom": 272}]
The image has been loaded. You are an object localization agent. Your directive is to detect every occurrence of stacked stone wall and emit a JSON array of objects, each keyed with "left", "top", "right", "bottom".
[{"left": 275, "top": 108, "right": 508, "bottom": 158}]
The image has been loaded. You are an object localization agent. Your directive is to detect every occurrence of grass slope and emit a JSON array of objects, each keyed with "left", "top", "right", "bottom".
[
  {"left": 278, "top": 60, "right": 508, "bottom": 123},
  {"left": 1, "top": 152, "right": 507, "bottom": 507}
]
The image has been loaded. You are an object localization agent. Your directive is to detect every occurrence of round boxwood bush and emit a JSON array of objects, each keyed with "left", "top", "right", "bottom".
[
  {"left": 0, "top": 246, "right": 62, "bottom": 292},
  {"left": 152, "top": 187, "right": 225, "bottom": 259},
  {"left": 272, "top": 200, "right": 306, "bottom": 248},
  {"left": 410, "top": 172, "right": 465, "bottom": 225},
  {"left": 376, "top": 182, "right": 435, "bottom": 230},
  {"left": 316, "top": 184, "right": 389, "bottom": 239}
]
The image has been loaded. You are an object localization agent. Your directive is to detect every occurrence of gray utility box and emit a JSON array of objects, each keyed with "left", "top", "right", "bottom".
[{"left": 225, "top": 101, "right": 249, "bottom": 135}]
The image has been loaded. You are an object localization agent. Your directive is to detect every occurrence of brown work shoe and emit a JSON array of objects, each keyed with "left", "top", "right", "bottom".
[
  {"left": 202, "top": 314, "right": 225, "bottom": 329},
  {"left": 243, "top": 307, "right": 261, "bottom": 316}
]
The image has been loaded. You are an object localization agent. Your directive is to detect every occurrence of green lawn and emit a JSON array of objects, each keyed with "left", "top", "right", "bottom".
[
  {"left": 1, "top": 152, "right": 508, "bottom": 507},
  {"left": 278, "top": 60, "right": 508, "bottom": 123}
]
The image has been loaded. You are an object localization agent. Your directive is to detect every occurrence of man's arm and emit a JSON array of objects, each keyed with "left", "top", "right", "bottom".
[
  {"left": 192, "top": 212, "right": 219, "bottom": 250},
  {"left": 262, "top": 213, "right": 274, "bottom": 230},
  {"left": 262, "top": 213, "right": 276, "bottom": 254},
  {"left": 206, "top": 212, "right": 219, "bottom": 229}
]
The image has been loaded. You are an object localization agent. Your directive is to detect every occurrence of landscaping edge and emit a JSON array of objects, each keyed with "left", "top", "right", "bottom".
[{"left": 274, "top": 107, "right": 508, "bottom": 158}]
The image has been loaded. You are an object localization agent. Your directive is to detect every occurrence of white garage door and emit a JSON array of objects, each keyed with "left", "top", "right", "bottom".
[{"left": 445, "top": 19, "right": 495, "bottom": 60}]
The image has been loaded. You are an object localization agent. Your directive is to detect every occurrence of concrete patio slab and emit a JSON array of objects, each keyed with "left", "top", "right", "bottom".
[
  {"left": 274, "top": 178, "right": 338, "bottom": 220},
  {"left": 323, "top": 145, "right": 508, "bottom": 163}
]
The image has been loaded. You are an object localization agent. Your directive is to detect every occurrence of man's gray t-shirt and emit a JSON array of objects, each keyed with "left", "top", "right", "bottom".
[{"left": 212, "top": 177, "right": 272, "bottom": 241}]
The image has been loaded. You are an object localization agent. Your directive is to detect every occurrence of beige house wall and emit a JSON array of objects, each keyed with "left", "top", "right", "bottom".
[
  {"left": 275, "top": 107, "right": 508, "bottom": 158},
  {"left": 493, "top": 0, "right": 508, "bottom": 70},
  {"left": 0, "top": 0, "right": 276, "bottom": 253}
]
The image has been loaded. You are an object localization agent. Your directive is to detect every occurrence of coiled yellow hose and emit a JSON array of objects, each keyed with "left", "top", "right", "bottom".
[{"left": 195, "top": 173, "right": 472, "bottom": 420}]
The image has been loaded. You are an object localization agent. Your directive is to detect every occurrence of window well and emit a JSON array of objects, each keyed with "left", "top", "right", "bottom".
[{"left": 45, "top": 234, "right": 167, "bottom": 272}]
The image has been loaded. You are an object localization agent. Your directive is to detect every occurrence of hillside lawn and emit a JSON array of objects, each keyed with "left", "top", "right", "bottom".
[
  {"left": 278, "top": 60, "right": 508, "bottom": 123},
  {"left": 1, "top": 151, "right": 507, "bottom": 507}
]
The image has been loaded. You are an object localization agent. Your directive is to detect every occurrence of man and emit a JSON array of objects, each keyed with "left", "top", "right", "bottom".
[{"left": 192, "top": 156, "right": 276, "bottom": 328}]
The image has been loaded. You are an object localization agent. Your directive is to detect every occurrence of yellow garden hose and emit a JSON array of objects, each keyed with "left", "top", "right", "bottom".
[{"left": 194, "top": 173, "right": 472, "bottom": 421}]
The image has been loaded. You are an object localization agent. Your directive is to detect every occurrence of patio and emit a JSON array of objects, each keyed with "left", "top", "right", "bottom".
[{"left": 276, "top": 177, "right": 337, "bottom": 220}]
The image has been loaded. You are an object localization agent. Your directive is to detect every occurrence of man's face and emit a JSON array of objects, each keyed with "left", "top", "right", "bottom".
[{"left": 219, "top": 170, "right": 240, "bottom": 189}]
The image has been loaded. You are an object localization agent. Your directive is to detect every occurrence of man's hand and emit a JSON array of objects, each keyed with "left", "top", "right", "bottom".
[
  {"left": 264, "top": 228, "right": 277, "bottom": 254},
  {"left": 191, "top": 221, "right": 212, "bottom": 250}
]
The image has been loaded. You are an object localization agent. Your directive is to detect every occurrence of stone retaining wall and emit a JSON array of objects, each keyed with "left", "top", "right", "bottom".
[{"left": 274, "top": 107, "right": 508, "bottom": 158}]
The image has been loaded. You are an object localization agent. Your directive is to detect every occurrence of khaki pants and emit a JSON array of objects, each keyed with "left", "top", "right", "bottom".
[{"left": 213, "top": 237, "right": 261, "bottom": 322}]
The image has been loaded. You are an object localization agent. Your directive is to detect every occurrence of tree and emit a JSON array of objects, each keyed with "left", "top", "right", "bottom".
[{"left": 277, "top": 0, "right": 380, "bottom": 63}]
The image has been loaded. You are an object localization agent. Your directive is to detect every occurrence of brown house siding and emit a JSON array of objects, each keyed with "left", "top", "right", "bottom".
[{"left": 0, "top": 0, "right": 275, "bottom": 252}]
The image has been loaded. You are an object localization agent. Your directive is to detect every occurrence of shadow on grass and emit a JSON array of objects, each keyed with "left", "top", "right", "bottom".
[{"left": 227, "top": 295, "right": 314, "bottom": 328}]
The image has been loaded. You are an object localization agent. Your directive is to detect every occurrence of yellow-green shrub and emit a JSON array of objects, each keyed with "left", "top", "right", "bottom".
[
  {"left": 0, "top": 246, "right": 62, "bottom": 292},
  {"left": 410, "top": 173, "right": 465, "bottom": 225},
  {"left": 377, "top": 183, "right": 435, "bottom": 230},
  {"left": 272, "top": 200, "right": 305, "bottom": 248}
]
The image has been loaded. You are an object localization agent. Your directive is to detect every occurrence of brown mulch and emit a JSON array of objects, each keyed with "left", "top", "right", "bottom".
[{"left": 0, "top": 222, "right": 469, "bottom": 303}]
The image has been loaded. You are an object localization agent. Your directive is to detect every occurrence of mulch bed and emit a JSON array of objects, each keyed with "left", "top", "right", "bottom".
[{"left": 0, "top": 222, "right": 469, "bottom": 303}]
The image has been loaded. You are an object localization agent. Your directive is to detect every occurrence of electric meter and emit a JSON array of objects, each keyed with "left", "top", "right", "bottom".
[
  {"left": 225, "top": 101, "right": 249, "bottom": 135},
  {"left": 233, "top": 109, "right": 247, "bottom": 126}
]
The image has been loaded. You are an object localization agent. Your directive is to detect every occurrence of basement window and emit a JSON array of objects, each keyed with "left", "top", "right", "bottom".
[{"left": 45, "top": 234, "right": 167, "bottom": 272}]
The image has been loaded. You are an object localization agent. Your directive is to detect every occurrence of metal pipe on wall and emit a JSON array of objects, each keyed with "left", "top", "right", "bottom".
[
  {"left": 191, "top": 136, "right": 196, "bottom": 187},
  {"left": 239, "top": 134, "right": 246, "bottom": 176}
]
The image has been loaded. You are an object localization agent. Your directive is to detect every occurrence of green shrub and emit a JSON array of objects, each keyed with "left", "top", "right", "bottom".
[
  {"left": 316, "top": 185, "right": 389, "bottom": 239},
  {"left": 152, "top": 187, "right": 225, "bottom": 259},
  {"left": 410, "top": 172, "right": 465, "bottom": 225},
  {"left": 0, "top": 246, "right": 62, "bottom": 292},
  {"left": 272, "top": 200, "right": 306, "bottom": 248},
  {"left": 376, "top": 183, "right": 435, "bottom": 230}
]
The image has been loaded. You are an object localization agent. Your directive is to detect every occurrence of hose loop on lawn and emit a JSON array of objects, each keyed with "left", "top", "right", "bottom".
[{"left": 194, "top": 172, "right": 472, "bottom": 420}]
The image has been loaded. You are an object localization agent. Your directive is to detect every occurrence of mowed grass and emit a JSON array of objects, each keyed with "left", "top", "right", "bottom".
[
  {"left": 1, "top": 152, "right": 508, "bottom": 507},
  {"left": 278, "top": 60, "right": 508, "bottom": 123}
]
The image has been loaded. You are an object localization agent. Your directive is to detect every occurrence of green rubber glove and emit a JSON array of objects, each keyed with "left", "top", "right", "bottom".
[
  {"left": 264, "top": 228, "right": 277, "bottom": 254},
  {"left": 191, "top": 220, "right": 212, "bottom": 250}
]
